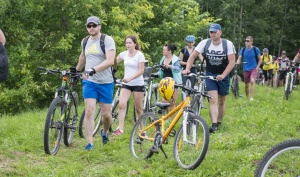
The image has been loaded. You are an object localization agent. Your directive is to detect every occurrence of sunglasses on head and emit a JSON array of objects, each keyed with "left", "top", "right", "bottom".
[
  {"left": 245, "top": 40, "right": 250, "bottom": 42},
  {"left": 86, "top": 24, "right": 98, "bottom": 28}
]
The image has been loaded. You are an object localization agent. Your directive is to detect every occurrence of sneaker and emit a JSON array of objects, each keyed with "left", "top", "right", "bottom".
[
  {"left": 250, "top": 98, "right": 254, "bottom": 101},
  {"left": 209, "top": 126, "right": 218, "bottom": 133},
  {"left": 85, "top": 143, "right": 94, "bottom": 151},
  {"left": 100, "top": 129, "right": 109, "bottom": 145},
  {"left": 113, "top": 129, "right": 123, "bottom": 136}
]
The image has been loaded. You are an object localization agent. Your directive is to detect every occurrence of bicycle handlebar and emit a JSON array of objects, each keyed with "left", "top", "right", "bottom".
[
  {"left": 175, "top": 84, "right": 213, "bottom": 99},
  {"left": 38, "top": 67, "right": 82, "bottom": 78}
]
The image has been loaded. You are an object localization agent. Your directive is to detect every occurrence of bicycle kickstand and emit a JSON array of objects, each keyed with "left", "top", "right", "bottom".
[{"left": 159, "top": 146, "right": 168, "bottom": 159}]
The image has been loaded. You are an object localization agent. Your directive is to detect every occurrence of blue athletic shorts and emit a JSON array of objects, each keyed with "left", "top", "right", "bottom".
[
  {"left": 205, "top": 72, "right": 230, "bottom": 96},
  {"left": 82, "top": 80, "right": 114, "bottom": 104}
]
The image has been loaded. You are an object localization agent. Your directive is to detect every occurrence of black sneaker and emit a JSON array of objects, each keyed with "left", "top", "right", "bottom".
[{"left": 209, "top": 126, "right": 218, "bottom": 133}]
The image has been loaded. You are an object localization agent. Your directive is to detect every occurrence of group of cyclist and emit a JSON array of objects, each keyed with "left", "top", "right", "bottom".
[{"left": 76, "top": 15, "right": 300, "bottom": 150}]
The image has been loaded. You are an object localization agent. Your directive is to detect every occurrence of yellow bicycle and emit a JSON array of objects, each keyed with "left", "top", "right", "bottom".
[{"left": 129, "top": 84, "right": 210, "bottom": 170}]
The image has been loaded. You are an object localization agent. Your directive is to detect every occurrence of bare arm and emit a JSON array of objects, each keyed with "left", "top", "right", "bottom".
[
  {"left": 179, "top": 52, "right": 186, "bottom": 66},
  {"left": 76, "top": 52, "right": 86, "bottom": 71},
  {"left": 182, "top": 50, "right": 200, "bottom": 74},
  {"left": 94, "top": 49, "right": 116, "bottom": 72},
  {"left": 236, "top": 55, "right": 242, "bottom": 64},
  {"left": 197, "top": 53, "right": 204, "bottom": 62},
  {"left": 293, "top": 52, "right": 300, "bottom": 62},
  {"left": 219, "top": 53, "right": 235, "bottom": 80},
  {"left": 0, "top": 30, "right": 6, "bottom": 45},
  {"left": 256, "top": 55, "right": 262, "bottom": 70}
]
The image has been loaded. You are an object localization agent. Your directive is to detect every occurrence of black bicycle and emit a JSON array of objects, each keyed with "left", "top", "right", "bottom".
[
  {"left": 231, "top": 62, "right": 247, "bottom": 98},
  {"left": 255, "top": 139, "right": 300, "bottom": 176},
  {"left": 39, "top": 67, "right": 81, "bottom": 155}
]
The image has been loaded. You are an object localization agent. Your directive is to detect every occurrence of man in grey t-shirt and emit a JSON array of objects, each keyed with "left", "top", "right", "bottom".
[{"left": 76, "top": 16, "right": 116, "bottom": 150}]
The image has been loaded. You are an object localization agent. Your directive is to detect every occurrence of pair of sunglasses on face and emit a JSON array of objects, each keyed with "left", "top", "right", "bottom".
[{"left": 86, "top": 24, "right": 98, "bottom": 28}]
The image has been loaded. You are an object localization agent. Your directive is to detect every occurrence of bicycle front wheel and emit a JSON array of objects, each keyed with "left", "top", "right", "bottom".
[
  {"left": 129, "top": 112, "right": 158, "bottom": 159},
  {"left": 284, "top": 75, "right": 291, "bottom": 100},
  {"left": 63, "top": 92, "right": 78, "bottom": 146},
  {"left": 78, "top": 103, "right": 102, "bottom": 138},
  {"left": 44, "top": 96, "right": 64, "bottom": 155},
  {"left": 255, "top": 139, "right": 300, "bottom": 177},
  {"left": 173, "top": 113, "right": 209, "bottom": 170}
]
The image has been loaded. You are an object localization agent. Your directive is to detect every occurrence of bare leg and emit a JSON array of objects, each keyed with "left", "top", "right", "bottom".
[
  {"left": 217, "top": 95, "right": 226, "bottom": 123},
  {"left": 117, "top": 88, "right": 132, "bottom": 132},
  {"left": 249, "top": 78, "right": 255, "bottom": 99},
  {"left": 100, "top": 103, "right": 112, "bottom": 134},
  {"left": 84, "top": 98, "right": 97, "bottom": 144}
]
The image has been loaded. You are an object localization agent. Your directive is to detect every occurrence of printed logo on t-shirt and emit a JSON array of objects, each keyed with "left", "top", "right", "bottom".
[
  {"left": 206, "top": 50, "right": 226, "bottom": 66},
  {"left": 87, "top": 43, "right": 99, "bottom": 54}
]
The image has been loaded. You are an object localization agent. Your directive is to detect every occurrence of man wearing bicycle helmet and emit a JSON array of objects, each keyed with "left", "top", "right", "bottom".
[
  {"left": 183, "top": 23, "right": 236, "bottom": 133},
  {"left": 278, "top": 50, "right": 290, "bottom": 87},
  {"left": 76, "top": 16, "right": 116, "bottom": 150},
  {"left": 179, "top": 35, "right": 203, "bottom": 100}
]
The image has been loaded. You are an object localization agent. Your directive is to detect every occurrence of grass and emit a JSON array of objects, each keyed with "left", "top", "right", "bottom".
[{"left": 1, "top": 83, "right": 300, "bottom": 177}]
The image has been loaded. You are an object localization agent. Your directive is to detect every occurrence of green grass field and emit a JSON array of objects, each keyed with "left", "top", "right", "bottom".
[{"left": 1, "top": 84, "right": 300, "bottom": 177}]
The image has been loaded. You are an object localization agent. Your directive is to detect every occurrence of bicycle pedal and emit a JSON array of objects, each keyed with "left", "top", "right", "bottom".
[{"left": 169, "top": 129, "right": 176, "bottom": 137}]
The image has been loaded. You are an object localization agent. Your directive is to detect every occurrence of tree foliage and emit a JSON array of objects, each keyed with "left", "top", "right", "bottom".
[{"left": 0, "top": 0, "right": 300, "bottom": 114}]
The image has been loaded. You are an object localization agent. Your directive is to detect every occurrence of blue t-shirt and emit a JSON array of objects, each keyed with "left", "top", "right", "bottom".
[{"left": 239, "top": 47, "right": 260, "bottom": 71}]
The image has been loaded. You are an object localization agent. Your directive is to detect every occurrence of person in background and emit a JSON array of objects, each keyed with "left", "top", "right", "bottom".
[
  {"left": 183, "top": 23, "right": 235, "bottom": 133},
  {"left": 292, "top": 48, "right": 300, "bottom": 83},
  {"left": 277, "top": 50, "right": 290, "bottom": 87},
  {"left": 114, "top": 35, "right": 145, "bottom": 136},
  {"left": 236, "top": 36, "right": 262, "bottom": 101},
  {"left": 261, "top": 48, "right": 273, "bottom": 86},
  {"left": 159, "top": 43, "right": 182, "bottom": 112},
  {"left": 179, "top": 35, "right": 203, "bottom": 100},
  {"left": 272, "top": 56, "right": 280, "bottom": 88},
  {"left": 76, "top": 16, "right": 116, "bottom": 150}
]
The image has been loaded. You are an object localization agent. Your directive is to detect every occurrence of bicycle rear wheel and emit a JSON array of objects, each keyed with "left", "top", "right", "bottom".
[
  {"left": 78, "top": 103, "right": 102, "bottom": 138},
  {"left": 63, "top": 93, "right": 78, "bottom": 146},
  {"left": 255, "top": 139, "right": 300, "bottom": 177},
  {"left": 173, "top": 113, "right": 209, "bottom": 170},
  {"left": 129, "top": 112, "right": 158, "bottom": 159},
  {"left": 110, "top": 100, "right": 130, "bottom": 132},
  {"left": 44, "top": 96, "right": 64, "bottom": 155},
  {"left": 150, "top": 87, "right": 158, "bottom": 112}
]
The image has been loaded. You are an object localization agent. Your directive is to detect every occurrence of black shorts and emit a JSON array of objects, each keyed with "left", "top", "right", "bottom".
[{"left": 121, "top": 84, "right": 145, "bottom": 92}]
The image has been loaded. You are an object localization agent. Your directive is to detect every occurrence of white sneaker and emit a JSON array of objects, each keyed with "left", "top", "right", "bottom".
[{"left": 250, "top": 98, "right": 254, "bottom": 101}]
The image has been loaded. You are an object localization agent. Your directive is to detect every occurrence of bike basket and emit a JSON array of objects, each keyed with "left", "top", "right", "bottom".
[{"left": 143, "top": 67, "right": 153, "bottom": 79}]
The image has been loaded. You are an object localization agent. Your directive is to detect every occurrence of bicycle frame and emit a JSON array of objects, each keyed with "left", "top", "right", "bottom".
[{"left": 139, "top": 96, "right": 191, "bottom": 143}]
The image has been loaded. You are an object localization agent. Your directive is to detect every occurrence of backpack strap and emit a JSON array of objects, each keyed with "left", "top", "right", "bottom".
[
  {"left": 221, "top": 38, "right": 228, "bottom": 59},
  {"left": 203, "top": 39, "right": 212, "bottom": 60},
  {"left": 82, "top": 35, "right": 90, "bottom": 56},
  {"left": 100, "top": 34, "right": 106, "bottom": 54}
]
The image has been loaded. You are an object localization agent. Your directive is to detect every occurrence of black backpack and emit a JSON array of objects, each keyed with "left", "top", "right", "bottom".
[
  {"left": 82, "top": 34, "right": 117, "bottom": 81},
  {"left": 0, "top": 42, "right": 8, "bottom": 82},
  {"left": 241, "top": 46, "right": 259, "bottom": 64}
]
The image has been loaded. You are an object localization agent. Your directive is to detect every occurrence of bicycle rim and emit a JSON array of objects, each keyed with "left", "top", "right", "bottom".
[
  {"left": 130, "top": 112, "right": 157, "bottom": 159},
  {"left": 234, "top": 76, "right": 239, "bottom": 98},
  {"left": 173, "top": 114, "right": 209, "bottom": 170},
  {"left": 285, "top": 76, "right": 291, "bottom": 100},
  {"left": 63, "top": 94, "right": 78, "bottom": 146},
  {"left": 150, "top": 88, "right": 158, "bottom": 112},
  {"left": 255, "top": 139, "right": 300, "bottom": 177},
  {"left": 44, "top": 97, "right": 64, "bottom": 155}
]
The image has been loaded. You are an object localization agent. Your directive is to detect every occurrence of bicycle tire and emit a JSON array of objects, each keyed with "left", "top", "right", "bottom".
[
  {"left": 233, "top": 75, "right": 239, "bottom": 98},
  {"left": 190, "top": 94, "right": 202, "bottom": 116},
  {"left": 150, "top": 88, "right": 158, "bottom": 112},
  {"left": 63, "top": 92, "right": 78, "bottom": 146},
  {"left": 284, "top": 75, "right": 291, "bottom": 100},
  {"left": 255, "top": 139, "right": 300, "bottom": 177},
  {"left": 78, "top": 103, "right": 102, "bottom": 138},
  {"left": 44, "top": 96, "right": 64, "bottom": 155},
  {"left": 129, "top": 112, "right": 158, "bottom": 159},
  {"left": 173, "top": 113, "right": 209, "bottom": 170},
  {"left": 110, "top": 100, "right": 130, "bottom": 133}
]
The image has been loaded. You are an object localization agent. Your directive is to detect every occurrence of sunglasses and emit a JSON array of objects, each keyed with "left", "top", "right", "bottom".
[
  {"left": 245, "top": 40, "right": 250, "bottom": 42},
  {"left": 86, "top": 24, "right": 98, "bottom": 28},
  {"left": 209, "top": 31, "right": 217, "bottom": 34}
]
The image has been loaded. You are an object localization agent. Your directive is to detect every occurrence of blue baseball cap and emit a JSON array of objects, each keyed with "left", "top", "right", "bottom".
[{"left": 209, "top": 23, "right": 222, "bottom": 32}]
